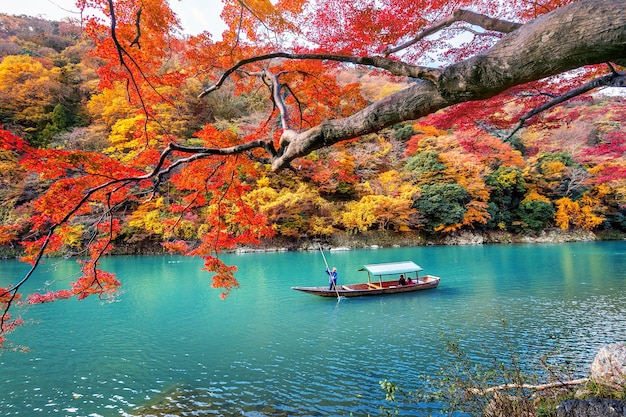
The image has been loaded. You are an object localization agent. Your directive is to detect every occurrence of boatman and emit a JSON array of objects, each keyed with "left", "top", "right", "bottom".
[{"left": 326, "top": 267, "right": 338, "bottom": 290}]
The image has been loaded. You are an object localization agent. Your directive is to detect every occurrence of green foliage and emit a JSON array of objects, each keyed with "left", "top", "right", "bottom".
[
  {"left": 513, "top": 199, "right": 555, "bottom": 233},
  {"left": 506, "top": 134, "right": 526, "bottom": 155},
  {"left": 377, "top": 380, "right": 400, "bottom": 416},
  {"left": 412, "top": 183, "right": 469, "bottom": 232},
  {"left": 583, "top": 379, "right": 626, "bottom": 400},
  {"left": 404, "top": 151, "right": 446, "bottom": 175},
  {"left": 486, "top": 166, "right": 528, "bottom": 230},
  {"left": 51, "top": 104, "right": 70, "bottom": 131},
  {"left": 392, "top": 123, "right": 415, "bottom": 142},
  {"left": 536, "top": 151, "right": 576, "bottom": 173}
]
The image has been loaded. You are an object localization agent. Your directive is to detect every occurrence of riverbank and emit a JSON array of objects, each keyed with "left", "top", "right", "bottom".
[
  {"left": 231, "top": 228, "right": 625, "bottom": 254},
  {"left": 1, "top": 228, "right": 623, "bottom": 258}
]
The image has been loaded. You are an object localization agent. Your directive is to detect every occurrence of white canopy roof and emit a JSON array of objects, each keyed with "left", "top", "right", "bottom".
[{"left": 362, "top": 261, "right": 423, "bottom": 276}]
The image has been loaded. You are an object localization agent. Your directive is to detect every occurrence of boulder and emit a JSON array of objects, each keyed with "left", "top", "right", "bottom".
[
  {"left": 590, "top": 343, "right": 626, "bottom": 387},
  {"left": 557, "top": 398, "right": 626, "bottom": 417}
]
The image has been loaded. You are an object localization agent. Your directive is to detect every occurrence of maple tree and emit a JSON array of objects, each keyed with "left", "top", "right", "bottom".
[{"left": 1, "top": 0, "right": 626, "bottom": 346}]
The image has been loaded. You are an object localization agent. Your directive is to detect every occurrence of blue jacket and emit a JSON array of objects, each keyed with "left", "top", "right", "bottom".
[{"left": 326, "top": 268, "right": 338, "bottom": 283}]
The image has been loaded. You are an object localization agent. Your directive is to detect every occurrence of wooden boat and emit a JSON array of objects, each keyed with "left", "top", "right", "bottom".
[{"left": 292, "top": 261, "right": 440, "bottom": 298}]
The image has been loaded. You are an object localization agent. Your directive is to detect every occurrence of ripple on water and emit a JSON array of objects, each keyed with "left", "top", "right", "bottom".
[{"left": 1, "top": 242, "right": 625, "bottom": 416}]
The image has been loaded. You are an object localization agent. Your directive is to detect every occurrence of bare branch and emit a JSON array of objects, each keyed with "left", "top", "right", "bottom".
[
  {"left": 384, "top": 9, "right": 522, "bottom": 56},
  {"left": 130, "top": 7, "right": 142, "bottom": 48},
  {"left": 505, "top": 70, "right": 626, "bottom": 141},
  {"left": 168, "top": 140, "right": 277, "bottom": 160},
  {"left": 264, "top": 70, "right": 291, "bottom": 130},
  {"left": 469, "top": 378, "right": 589, "bottom": 395},
  {"left": 198, "top": 52, "right": 441, "bottom": 98}
]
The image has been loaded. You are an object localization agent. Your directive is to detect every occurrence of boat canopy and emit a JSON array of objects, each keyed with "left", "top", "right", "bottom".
[{"left": 362, "top": 261, "right": 423, "bottom": 276}]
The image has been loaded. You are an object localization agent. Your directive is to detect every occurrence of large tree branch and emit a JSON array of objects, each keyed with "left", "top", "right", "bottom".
[{"left": 270, "top": 0, "right": 626, "bottom": 170}]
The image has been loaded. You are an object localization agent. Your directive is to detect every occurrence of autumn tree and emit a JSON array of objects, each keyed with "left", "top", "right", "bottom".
[
  {"left": 340, "top": 170, "right": 417, "bottom": 232},
  {"left": 554, "top": 194, "right": 605, "bottom": 230},
  {"left": 485, "top": 166, "right": 528, "bottom": 230},
  {"left": 2, "top": 0, "right": 626, "bottom": 345},
  {"left": 0, "top": 55, "right": 63, "bottom": 147},
  {"left": 516, "top": 191, "right": 555, "bottom": 233}
]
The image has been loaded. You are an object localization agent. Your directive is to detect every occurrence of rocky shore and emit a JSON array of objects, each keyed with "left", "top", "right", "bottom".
[
  {"left": 1, "top": 228, "right": 623, "bottom": 258},
  {"left": 231, "top": 228, "right": 621, "bottom": 254}
]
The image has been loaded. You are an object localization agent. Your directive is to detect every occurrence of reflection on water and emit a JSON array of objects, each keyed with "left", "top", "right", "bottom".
[{"left": 1, "top": 241, "right": 625, "bottom": 416}]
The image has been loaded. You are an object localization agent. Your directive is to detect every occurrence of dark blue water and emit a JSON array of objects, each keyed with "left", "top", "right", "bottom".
[{"left": 1, "top": 241, "right": 625, "bottom": 416}]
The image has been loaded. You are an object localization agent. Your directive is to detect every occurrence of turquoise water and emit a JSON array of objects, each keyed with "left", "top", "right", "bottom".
[{"left": 1, "top": 241, "right": 625, "bottom": 416}]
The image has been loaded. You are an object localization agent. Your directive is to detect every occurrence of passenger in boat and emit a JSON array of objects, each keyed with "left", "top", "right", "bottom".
[
  {"left": 326, "top": 267, "right": 338, "bottom": 290},
  {"left": 398, "top": 274, "right": 407, "bottom": 286}
]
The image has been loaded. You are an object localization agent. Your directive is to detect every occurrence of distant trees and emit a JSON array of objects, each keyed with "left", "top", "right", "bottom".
[{"left": 0, "top": 55, "right": 62, "bottom": 146}]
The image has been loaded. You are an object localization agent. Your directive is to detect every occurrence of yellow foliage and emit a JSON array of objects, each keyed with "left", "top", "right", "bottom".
[
  {"left": 396, "top": 182, "right": 421, "bottom": 201},
  {"left": 244, "top": 182, "right": 333, "bottom": 236},
  {"left": 376, "top": 170, "right": 400, "bottom": 194},
  {"left": 173, "top": 220, "right": 197, "bottom": 240},
  {"left": 373, "top": 136, "right": 393, "bottom": 158},
  {"left": 555, "top": 197, "right": 575, "bottom": 230},
  {"left": 356, "top": 181, "right": 374, "bottom": 195},
  {"left": 244, "top": 186, "right": 280, "bottom": 211},
  {"left": 578, "top": 194, "right": 605, "bottom": 230},
  {"left": 522, "top": 190, "right": 551, "bottom": 204},
  {"left": 256, "top": 176, "right": 271, "bottom": 188},
  {"left": 197, "top": 223, "right": 211, "bottom": 239},
  {"left": 373, "top": 82, "right": 404, "bottom": 101},
  {"left": 0, "top": 149, "right": 19, "bottom": 174},
  {"left": 128, "top": 197, "right": 165, "bottom": 235},
  {"left": 554, "top": 196, "right": 604, "bottom": 231},
  {"left": 309, "top": 216, "right": 335, "bottom": 236},
  {"left": 87, "top": 84, "right": 136, "bottom": 127},
  {"left": 412, "top": 124, "right": 446, "bottom": 137},
  {"left": 340, "top": 194, "right": 412, "bottom": 232},
  {"left": 493, "top": 169, "right": 522, "bottom": 188},
  {"left": 104, "top": 116, "right": 161, "bottom": 162},
  {"left": 368, "top": 170, "right": 419, "bottom": 199},
  {"left": 340, "top": 199, "right": 377, "bottom": 233},
  {"left": 59, "top": 224, "right": 86, "bottom": 248},
  {"left": 541, "top": 161, "right": 566, "bottom": 178},
  {"left": 0, "top": 55, "right": 60, "bottom": 126}
]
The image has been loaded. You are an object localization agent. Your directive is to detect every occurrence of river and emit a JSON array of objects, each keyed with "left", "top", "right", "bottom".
[{"left": 1, "top": 241, "right": 625, "bottom": 416}]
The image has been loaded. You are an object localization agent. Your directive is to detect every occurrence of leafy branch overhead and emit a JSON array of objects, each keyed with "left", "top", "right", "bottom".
[{"left": 193, "top": 0, "right": 626, "bottom": 171}]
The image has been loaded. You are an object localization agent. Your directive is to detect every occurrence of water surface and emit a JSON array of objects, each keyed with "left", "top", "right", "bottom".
[{"left": 1, "top": 241, "right": 625, "bottom": 416}]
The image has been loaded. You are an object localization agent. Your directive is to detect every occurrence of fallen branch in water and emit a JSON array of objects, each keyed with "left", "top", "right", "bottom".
[{"left": 469, "top": 378, "right": 589, "bottom": 395}]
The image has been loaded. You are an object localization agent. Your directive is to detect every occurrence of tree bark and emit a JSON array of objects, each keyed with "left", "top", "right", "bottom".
[{"left": 271, "top": 0, "right": 626, "bottom": 171}]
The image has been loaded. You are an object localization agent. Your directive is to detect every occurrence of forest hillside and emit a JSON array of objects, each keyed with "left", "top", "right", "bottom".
[{"left": 1, "top": 13, "right": 625, "bottom": 258}]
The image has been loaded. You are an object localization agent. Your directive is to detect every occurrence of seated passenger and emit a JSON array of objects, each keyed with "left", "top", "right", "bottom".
[{"left": 398, "top": 274, "right": 407, "bottom": 286}]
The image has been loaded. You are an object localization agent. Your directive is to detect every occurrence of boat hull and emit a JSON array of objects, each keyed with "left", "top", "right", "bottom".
[{"left": 292, "top": 275, "right": 440, "bottom": 298}]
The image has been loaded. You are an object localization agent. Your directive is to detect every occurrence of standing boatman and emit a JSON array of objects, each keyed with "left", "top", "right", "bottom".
[{"left": 326, "top": 267, "right": 338, "bottom": 290}]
